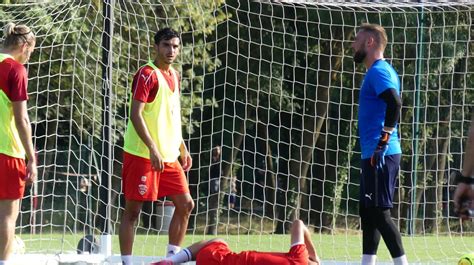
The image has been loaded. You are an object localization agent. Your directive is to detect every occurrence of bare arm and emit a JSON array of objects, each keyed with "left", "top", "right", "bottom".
[
  {"left": 453, "top": 113, "right": 474, "bottom": 218},
  {"left": 303, "top": 223, "right": 320, "bottom": 264},
  {"left": 179, "top": 139, "right": 192, "bottom": 172},
  {"left": 462, "top": 114, "right": 474, "bottom": 177},
  {"left": 12, "top": 101, "right": 37, "bottom": 184},
  {"left": 290, "top": 220, "right": 320, "bottom": 265},
  {"left": 130, "top": 99, "right": 163, "bottom": 171}
]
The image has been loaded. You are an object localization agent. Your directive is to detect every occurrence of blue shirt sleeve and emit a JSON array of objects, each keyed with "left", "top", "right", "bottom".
[{"left": 370, "top": 67, "right": 396, "bottom": 96}]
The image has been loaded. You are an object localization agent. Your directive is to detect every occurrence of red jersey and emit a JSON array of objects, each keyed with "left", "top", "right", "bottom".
[
  {"left": 0, "top": 57, "right": 28, "bottom": 102},
  {"left": 131, "top": 64, "right": 180, "bottom": 103},
  {"left": 196, "top": 241, "right": 309, "bottom": 265}
]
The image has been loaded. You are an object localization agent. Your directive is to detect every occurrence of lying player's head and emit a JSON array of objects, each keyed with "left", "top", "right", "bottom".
[
  {"left": 352, "top": 23, "right": 387, "bottom": 63},
  {"left": 154, "top": 28, "right": 180, "bottom": 65},
  {"left": 3, "top": 22, "right": 36, "bottom": 64}
]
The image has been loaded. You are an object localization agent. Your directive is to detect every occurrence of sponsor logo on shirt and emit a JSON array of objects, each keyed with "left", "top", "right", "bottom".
[{"left": 138, "top": 184, "right": 147, "bottom": 195}]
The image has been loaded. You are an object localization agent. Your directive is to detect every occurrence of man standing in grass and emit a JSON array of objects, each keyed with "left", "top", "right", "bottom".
[
  {"left": 0, "top": 22, "right": 37, "bottom": 264},
  {"left": 352, "top": 23, "right": 408, "bottom": 265},
  {"left": 119, "top": 28, "right": 194, "bottom": 265}
]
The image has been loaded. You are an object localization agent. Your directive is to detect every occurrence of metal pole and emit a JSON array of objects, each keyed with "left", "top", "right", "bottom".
[
  {"left": 409, "top": 4, "right": 424, "bottom": 235},
  {"left": 99, "top": 0, "right": 113, "bottom": 255}
]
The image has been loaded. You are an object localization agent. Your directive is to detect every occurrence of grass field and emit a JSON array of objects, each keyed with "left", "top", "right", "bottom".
[{"left": 17, "top": 232, "right": 474, "bottom": 263}]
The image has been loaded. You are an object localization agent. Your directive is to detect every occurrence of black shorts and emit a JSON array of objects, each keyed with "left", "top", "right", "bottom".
[{"left": 360, "top": 154, "right": 401, "bottom": 208}]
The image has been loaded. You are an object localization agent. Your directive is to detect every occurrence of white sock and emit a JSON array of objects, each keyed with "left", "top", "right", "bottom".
[
  {"left": 393, "top": 254, "right": 408, "bottom": 265},
  {"left": 166, "top": 244, "right": 181, "bottom": 257},
  {"left": 121, "top": 255, "right": 132, "bottom": 265},
  {"left": 169, "top": 248, "right": 192, "bottom": 263},
  {"left": 361, "top": 254, "right": 377, "bottom": 265}
]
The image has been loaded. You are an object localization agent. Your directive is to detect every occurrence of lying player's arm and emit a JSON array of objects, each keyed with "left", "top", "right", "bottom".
[
  {"left": 130, "top": 99, "right": 164, "bottom": 171},
  {"left": 303, "top": 224, "right": 320, "bottom": 265}
]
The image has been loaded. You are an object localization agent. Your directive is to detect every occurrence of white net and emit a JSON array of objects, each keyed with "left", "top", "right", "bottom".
[{"left": 0, "top": 1, "right": 473, "bottom": 264}]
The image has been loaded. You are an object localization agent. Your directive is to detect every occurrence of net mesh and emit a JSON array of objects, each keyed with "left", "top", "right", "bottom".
[{"left": 0, "top": 1, "right": 473, "bottom": 264}]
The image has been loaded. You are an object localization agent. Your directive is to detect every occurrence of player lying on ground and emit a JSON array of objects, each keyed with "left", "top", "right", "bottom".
[{"left": 150, "top": 219, "right": 321, "bottom": 265}]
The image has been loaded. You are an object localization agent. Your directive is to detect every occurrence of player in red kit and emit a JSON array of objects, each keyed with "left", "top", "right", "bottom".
[
  {"left": 150, "top": 219, "right": 321, "bottom": 265},
  {"left": 0, "top": 22, "right": 37, "bottom": 263}
]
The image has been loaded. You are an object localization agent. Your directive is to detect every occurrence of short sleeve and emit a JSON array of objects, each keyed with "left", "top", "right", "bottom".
[
  {"left": 176, "top": 70, "right": 181, "bottom": 93},
  {"left": 370, "top": 67, "right": 397, "bottom": 96},
  {"left": 8, "top": 63, "right": 28, "bottom": 102},
  {"left": 132, "top": 66, "right": 158, "bottom": 102}
]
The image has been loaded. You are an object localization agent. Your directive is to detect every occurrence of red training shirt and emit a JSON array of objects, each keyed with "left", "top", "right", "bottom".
[
  {"left": 131, "top": 65, "right": 180, "bottom": 103},
  {"left": 0, "top": 57, "right": 28, "bottom": 101}
]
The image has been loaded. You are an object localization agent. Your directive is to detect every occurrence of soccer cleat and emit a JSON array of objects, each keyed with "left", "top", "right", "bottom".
[{"left": 150, "top": 261, "right": 173, "bottom": 265}]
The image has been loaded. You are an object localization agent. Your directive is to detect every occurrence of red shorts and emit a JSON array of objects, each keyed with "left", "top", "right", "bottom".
[
  {"left": 0, "top": 153, "right": 26, "bottom": 200},
  {"left": 196, "top": 241, "right": 308, "bottom": 265},
  {"left": 122, "top": 152, "right": 190, "bottom": 201}
]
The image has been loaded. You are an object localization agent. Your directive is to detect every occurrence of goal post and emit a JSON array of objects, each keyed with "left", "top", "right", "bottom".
[{"left": 1, "top": 1, "right": 473, "bottom": 264}]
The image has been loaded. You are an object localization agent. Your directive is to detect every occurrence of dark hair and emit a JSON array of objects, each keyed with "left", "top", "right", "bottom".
[
  {"left": 3, "top": 22, "right": 35, "bottom": 48},
  {"left": 154, "top": 27, "right": 180, "bottom": 45}
]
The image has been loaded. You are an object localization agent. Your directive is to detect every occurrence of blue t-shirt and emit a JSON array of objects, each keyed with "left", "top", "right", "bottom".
[{"left": 358, "top": 59, "right": 402, "bottom": 159}]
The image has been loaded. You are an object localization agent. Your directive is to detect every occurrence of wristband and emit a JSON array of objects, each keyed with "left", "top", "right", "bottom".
[{"left": 377, "top": 130, "right": 392, "bottom": 146}]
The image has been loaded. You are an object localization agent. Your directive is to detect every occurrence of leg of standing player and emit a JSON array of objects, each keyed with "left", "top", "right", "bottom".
[
  {"left": 360, "top": 205, "right": 381, "bottom": 265},
  {"left": 167, "top": 193, "right": 194, "bottom": 255},
  {"left": 158, "top": 159, "right": 195, "bottom": 256},
  {"left": 360, "top": 158, "right": 382, "bottom": 265},
  {"left": 361, "top": 155, "right": 407, "bottom": 265},
  {"left": 374, "top": 155, "right": 407, "bottom": 265},
  {"left": 119, "top": 199, "right": 144, "bottom": 264},
  {"left": 0, "top": 200, "right": 20, "bottom": 261}
]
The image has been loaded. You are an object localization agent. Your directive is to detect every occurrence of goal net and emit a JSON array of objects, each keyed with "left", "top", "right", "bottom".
[{"left": 1, "top": 1, "right": 473, "bottom": 264}]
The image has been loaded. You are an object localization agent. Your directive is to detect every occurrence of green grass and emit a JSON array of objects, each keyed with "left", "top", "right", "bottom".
[{"left": 17, "top": 232, "right": 474, "bottom": 263}]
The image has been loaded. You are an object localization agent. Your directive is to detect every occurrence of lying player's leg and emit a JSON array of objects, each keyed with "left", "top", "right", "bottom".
[{"left": 151, "top": 238, "right": 227, "bottom": 265}]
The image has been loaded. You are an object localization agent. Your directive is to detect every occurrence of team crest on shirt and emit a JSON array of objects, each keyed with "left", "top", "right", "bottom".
[
  {"left": 138, "top": 184, "right": 147, "bottom": 195},
  {"left": 141, "top": 175, "right": 147, "bottom": 182}
]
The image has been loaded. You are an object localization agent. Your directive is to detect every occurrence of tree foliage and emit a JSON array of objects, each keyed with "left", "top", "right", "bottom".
[{"left": 1, "top": 1, "right": 472, "bottom": 234}]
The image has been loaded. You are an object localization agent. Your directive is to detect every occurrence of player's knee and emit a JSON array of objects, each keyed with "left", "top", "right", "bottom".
[
  {"left": 123, "top": 207, "right": 141, "bottom": 221},
  {"left": 0, "top": 217, "right": 15, "bottom": 232},
  {"left": 210, "top": 238, "right": 226, "bottom": 244},
  {"left": 175, "top": 199, "right": 194, "bottom": 216},
  {"left": 185, "top": 199, "right": 195, "bottom": 214}
]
